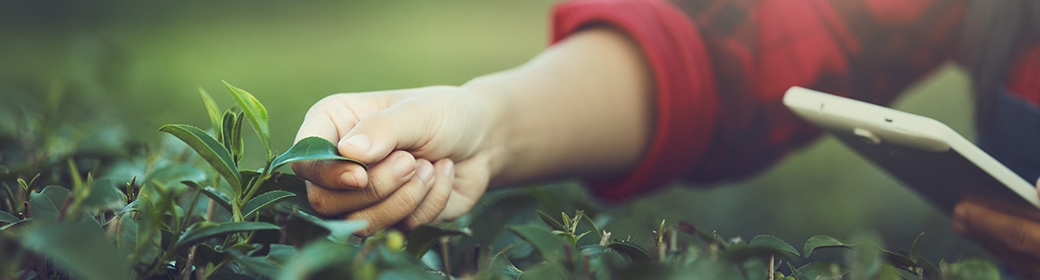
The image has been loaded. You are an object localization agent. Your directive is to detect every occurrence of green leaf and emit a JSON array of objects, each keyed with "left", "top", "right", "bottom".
[
  {"left": 278, "top": 240, "right": 357, "bottom": 280},
  {"left": 795, "top": 262, "right": 847, "bottom": 280},
  {"left": 608, "top": 241, "right": 653, "bottom": 263},
  {"left": 405, "top": 225, "right": 472, "bottom": 258},
  {"left": 159, "top": 124, "right": 242, "bottom": 196},
  {"left": 509, "top": 225, "right": 570, "bottom": 262},
  {"left": 536, "top": 210, "right": 566, "bottom": 232},
  {"left": 199, "top": 87, "right": 223, "bottom": 132},
  {"left": 113, "top": 212, "right": 161, "bottom": 265},
  {"left": 173, "top": 221, "right": 279, "bottom": 252},
  {"left": 803, "top": 235, "right": 852, "bottom": 258},
  {"left": 223, "top": 81, "right": 272, "bottom": 159},
  {"left": 476, "top": 251, "right": 523, "bottom": 280},
  {"left": 273, "top": 204, "right": 367, "bottom": 243},
  {"left": 748, "top": 235, "right": 800, "bottom": 257},
  {"left": 79, "top": 178, "right": 126, "bottom": 212},
  {"left": 271, "top": 136, "right": 367, "bottom": 172},
  {"left": 0, "top": 210, "right": 19, "bottom": 224},
  {"left": 908, "top": 232, "right": 925, "bottom": 263},
  {"left": 181, "top": 181, "right": 233, "bottom": 213},
  {"left": 19, "top": 219, "right": 131, "bottom": 280},
  {"left": 29, "top": 185, "right": 71, "bottom": 223},
  {"left": 0, "top": 165, "right": 8, "bottom": 174},
  {"left": 242, "top": 190, "right": 296, "bottom": 219}
]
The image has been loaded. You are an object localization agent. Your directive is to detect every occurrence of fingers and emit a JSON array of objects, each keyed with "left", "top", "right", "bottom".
[
  {"left": 953, "top": 201, "right": 1040, "bottom": 256},
  {"left": 400, "top": 159, "right": 454, "bottom": 229},
  {"left": 336, "top": 100, "right": 436, "bottom": 166},
  {"left": 306, "top": 151, "right": 417, "bottom": 216},
  {"left": 348, "top": 159, "right": 437, "bottom": 235}
]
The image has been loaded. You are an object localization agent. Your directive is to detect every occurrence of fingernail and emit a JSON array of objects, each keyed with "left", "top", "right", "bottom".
[
  {"left": 417, "top": 161, "right": 434, "bottom": 182},
  {"left": 342, "top": 135, "right": 371, "bottom": 154},
  {"left": 394, "top": 155, "right": 414, "bottom": 178},
  {"left": 440, "top": 160, "right": 454, "bottom": 177}
]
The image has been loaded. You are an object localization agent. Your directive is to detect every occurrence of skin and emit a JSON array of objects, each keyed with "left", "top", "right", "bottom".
[
  {"left": 292, "top": 27, "right": 653, "bottom": 235},
  {"left": 292, "top": 26, "right": 1040, "bottom": 277},
  {"left": 953, "top": 182, "right": 1040, "bottom": 278}
]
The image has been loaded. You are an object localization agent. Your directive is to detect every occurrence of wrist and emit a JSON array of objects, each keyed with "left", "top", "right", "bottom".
[{"left": 460, "top": 76, "right": 515, "bottom": 187}]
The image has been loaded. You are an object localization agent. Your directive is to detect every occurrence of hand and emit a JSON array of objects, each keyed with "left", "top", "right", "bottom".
[
  {"left": 953, "top": 181, "right": 1040, "bottom": 277},
  {"left": 292, "top": 86, "right": 502, "bottom": 235}
]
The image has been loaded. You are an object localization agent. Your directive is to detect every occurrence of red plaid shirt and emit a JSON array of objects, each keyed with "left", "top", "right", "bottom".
[{"left": 553, "top": 0, "right": 1040, "bottom": 201}]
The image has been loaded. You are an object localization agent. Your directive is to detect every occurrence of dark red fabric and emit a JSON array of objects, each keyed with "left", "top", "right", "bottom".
[
  {"left": 553, "top": 0, "right": 719, "bottom": 201},
  {"left": 551, "top": 0, "right": 981, "bottom": 201},
  {"left": 1008, "top": 45, "right": 1040, "bottom": 106}
]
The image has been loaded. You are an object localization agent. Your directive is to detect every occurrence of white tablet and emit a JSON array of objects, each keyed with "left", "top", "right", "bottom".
[{"left": 782, "top": 86, "right": 1040, "bottom": 215}]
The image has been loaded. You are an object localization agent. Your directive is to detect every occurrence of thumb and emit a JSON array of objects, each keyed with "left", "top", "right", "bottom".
[{"left": 337, "top": 102, "right": 433, "bottom": 164}]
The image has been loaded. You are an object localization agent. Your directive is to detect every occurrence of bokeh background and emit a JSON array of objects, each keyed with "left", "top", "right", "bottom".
[{"left": 0, "top": 0, "right": 991, "bottom": 264}]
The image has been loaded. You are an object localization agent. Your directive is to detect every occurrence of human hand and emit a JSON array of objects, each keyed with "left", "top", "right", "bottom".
[
  {"left": 953, "top": 181, "right": 1040, "bottom": 277},
  {"left": 292, "top": 86, "right": 503, "bottom": 235}
]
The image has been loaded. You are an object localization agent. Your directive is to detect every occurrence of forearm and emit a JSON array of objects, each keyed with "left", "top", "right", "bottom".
[{"left": 464, "top": 27, "right": 655, "bottom": 187}]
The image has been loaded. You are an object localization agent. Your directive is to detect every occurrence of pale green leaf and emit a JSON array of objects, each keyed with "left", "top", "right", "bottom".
[
  {"left": 199, "top": 87, "right": 222, "bottom": 132},
  {"left": 159, "top": 124, "right": 242, "bottom": 196},
  {"left": 0, "top": 210, "right": 19, "bottom": 224},
  {"left": 29, "top": 185, "right": 70, "bottom": 223},
  {"left": 803, "top": 235, "right": 852, "bottom": 258},
  {"left": 19, "top": 219, "right": 130, "bottom": 280},
  {"left": 223, "top": 81, "right": 271, "bottom": 159}
]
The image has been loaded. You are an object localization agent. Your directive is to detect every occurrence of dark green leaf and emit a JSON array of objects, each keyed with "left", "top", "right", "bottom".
[
  {"left": 517, "top": 262, "right": 567, "bottom": 280},
  {"left": 199, "top": 87, "right": 223, "bottom": 132},
  {"left": 79, "top": 178, "right": 125, "bottom": 212},
  {"left": 181, "top": 181, "right": 233, "bottom": 212},
  {"left": 608, "top": 241, "right": 653, "bottom": 263},
  {"left": 160, "top": 124, "right": 242, "bottom": 195},
  {"left": 509, "top": 225, "right": 570, "bottom": 262},
  {"left": 0, "top": 210, "right": 19, "bottom": 224},
  {"left": 0, "top": 218, "right": 31, "bottom": 231},
  {"left": 173, "top": 221, "right": 279, "bottom": 252},
  {"left": 405, "top": 225, "right": 471, "bottom": 258},
  {"left": 881, "top": 248, "right": 916, "bottom": 269},
  {"left": 113, "top": 212, "right": 161, "bottom": 265},
  {"left": 278, "top": 240, "right": 357, "bottom": 280},
  {"left": 19, "top": 219, "right": 130, "bottom": 280},
  {"left": 476, "top": 251, "right": 522, "bottom": 280},
  {"left": 29, "top": 185, "right": 70, "bottom": 223},
  {"left": 803, "top": 235, "right": 852, "bottom": 257},
  {"left": 139, "top": 164, "right": 207, "bottom": 202},
  {"left": 224, "top": 81, "right": 272, "bottom": 159},
  {"left": 271, "top": 136, "right": 366, "bottom": 172},
  {"left": 242, "top": 190, "right": 296, "bottom": 219},
  {"left": 273, "top": 204, "right": 367, "bottom": 243},
  {"left": 0, "top": 165, "right": 8, "bottom": 174},
  {"left": 536, "top": 210, "right": 566, "bottom": 232},
  {"left": 883, "top": 264, "right": 923, "bottom": 280},
  {"left": 795, "top": 262, "right": 846, "bottom": 280},
  {"left": 747, "top": 235, "right": 800, "bottom": 257},
  {"left": 909, "top": 232, "right": 925, "bottom": 263}
]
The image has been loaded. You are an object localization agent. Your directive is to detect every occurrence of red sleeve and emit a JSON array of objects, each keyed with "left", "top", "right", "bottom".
[
  {"left": 554, "top": 0, "right": 965, "bottom": 202},
  {"left": 552, "top": 0, "right": 720, "bottom": 201}
]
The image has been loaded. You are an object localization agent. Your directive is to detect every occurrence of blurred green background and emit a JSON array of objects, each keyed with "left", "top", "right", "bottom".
[{"left": 0, "top": 0, "right": 990, "bottom": 263}]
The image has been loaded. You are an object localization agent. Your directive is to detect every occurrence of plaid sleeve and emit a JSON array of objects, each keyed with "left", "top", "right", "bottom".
[{"left": 554, "top": 0, "right": 966, "bottom": 201}]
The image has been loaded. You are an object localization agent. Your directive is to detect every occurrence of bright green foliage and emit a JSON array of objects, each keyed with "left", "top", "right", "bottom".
[{"left": 0, "top": 83, "right": 1009, "bottom": 280}]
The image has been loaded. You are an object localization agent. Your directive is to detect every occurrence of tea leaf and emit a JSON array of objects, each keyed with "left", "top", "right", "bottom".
[
  {"left": 78, "top": 178, "right": 125, "bottom": 212},
  {"left": 279, "top": 240, "right": 357, "bottom": 280},
  {"left": 0, "top": 210, "right": 19, "bottom": 224},
  {"left": 271, "top": 136, "right": 367, "bottom": 171},
  {"left": 475, "top": 251, "right": 522, "bottom": 280},
  {"left": 945, "top": 259, "right": 1000, "bottom": 280},
  {"left": 242, "top": 190, "right": 296, "bottom": 219},
  {"left": 803, "top": 235, "right": 852, "bottom": 258},
  {"left": 199, "top": 87, "right": 222, "bottom": 132},
  {"left": 795, "top": 262, "right": 846, "bottom": 279},
  {"left": 273, "top": 204, "right": 367, "bottom": 243},
  {"left": 181, "top": 181, "right": 233, "bottom": 212},
  {"left": 536, "top": 210, "right": 566, "bottom": 232},
  {"left": 908, "top": 232, "right": 924, "bottom": 263},
  {"left": 747, "top": 235, "right": 799, "bottom": 257},
  {"left": 608, "top": 241, "right": 653, "bottom": 263},
  {"left": 509, "top": 225, "right": 569, "bottom": 262},
  {"left": 19, "top": 219, "right": 131, "bottom": 280},
  {"left": 173, "top": 221, "right": 279, "bottom": 252},
  {"left": 29, "top": 185, "right": 71, "bottom": 223},
  {"left": 223, "top": 81, "right": 272, "bottom": 159},
  {"left": 405, "top": 225, "right": 471, "bottom": 258},
  {"left": 160, "top": 124, "right": 242, "bottom": 196}
]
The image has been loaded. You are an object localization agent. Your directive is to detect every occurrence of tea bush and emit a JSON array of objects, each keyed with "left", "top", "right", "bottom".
[{"left": 0, "top": 83, "right": 1002, "bottom": 280}]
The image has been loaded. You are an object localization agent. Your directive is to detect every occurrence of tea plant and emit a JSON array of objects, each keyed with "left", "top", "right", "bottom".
[{"left": 0, "top": 83, "right": 1004, "bottom": 279}]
